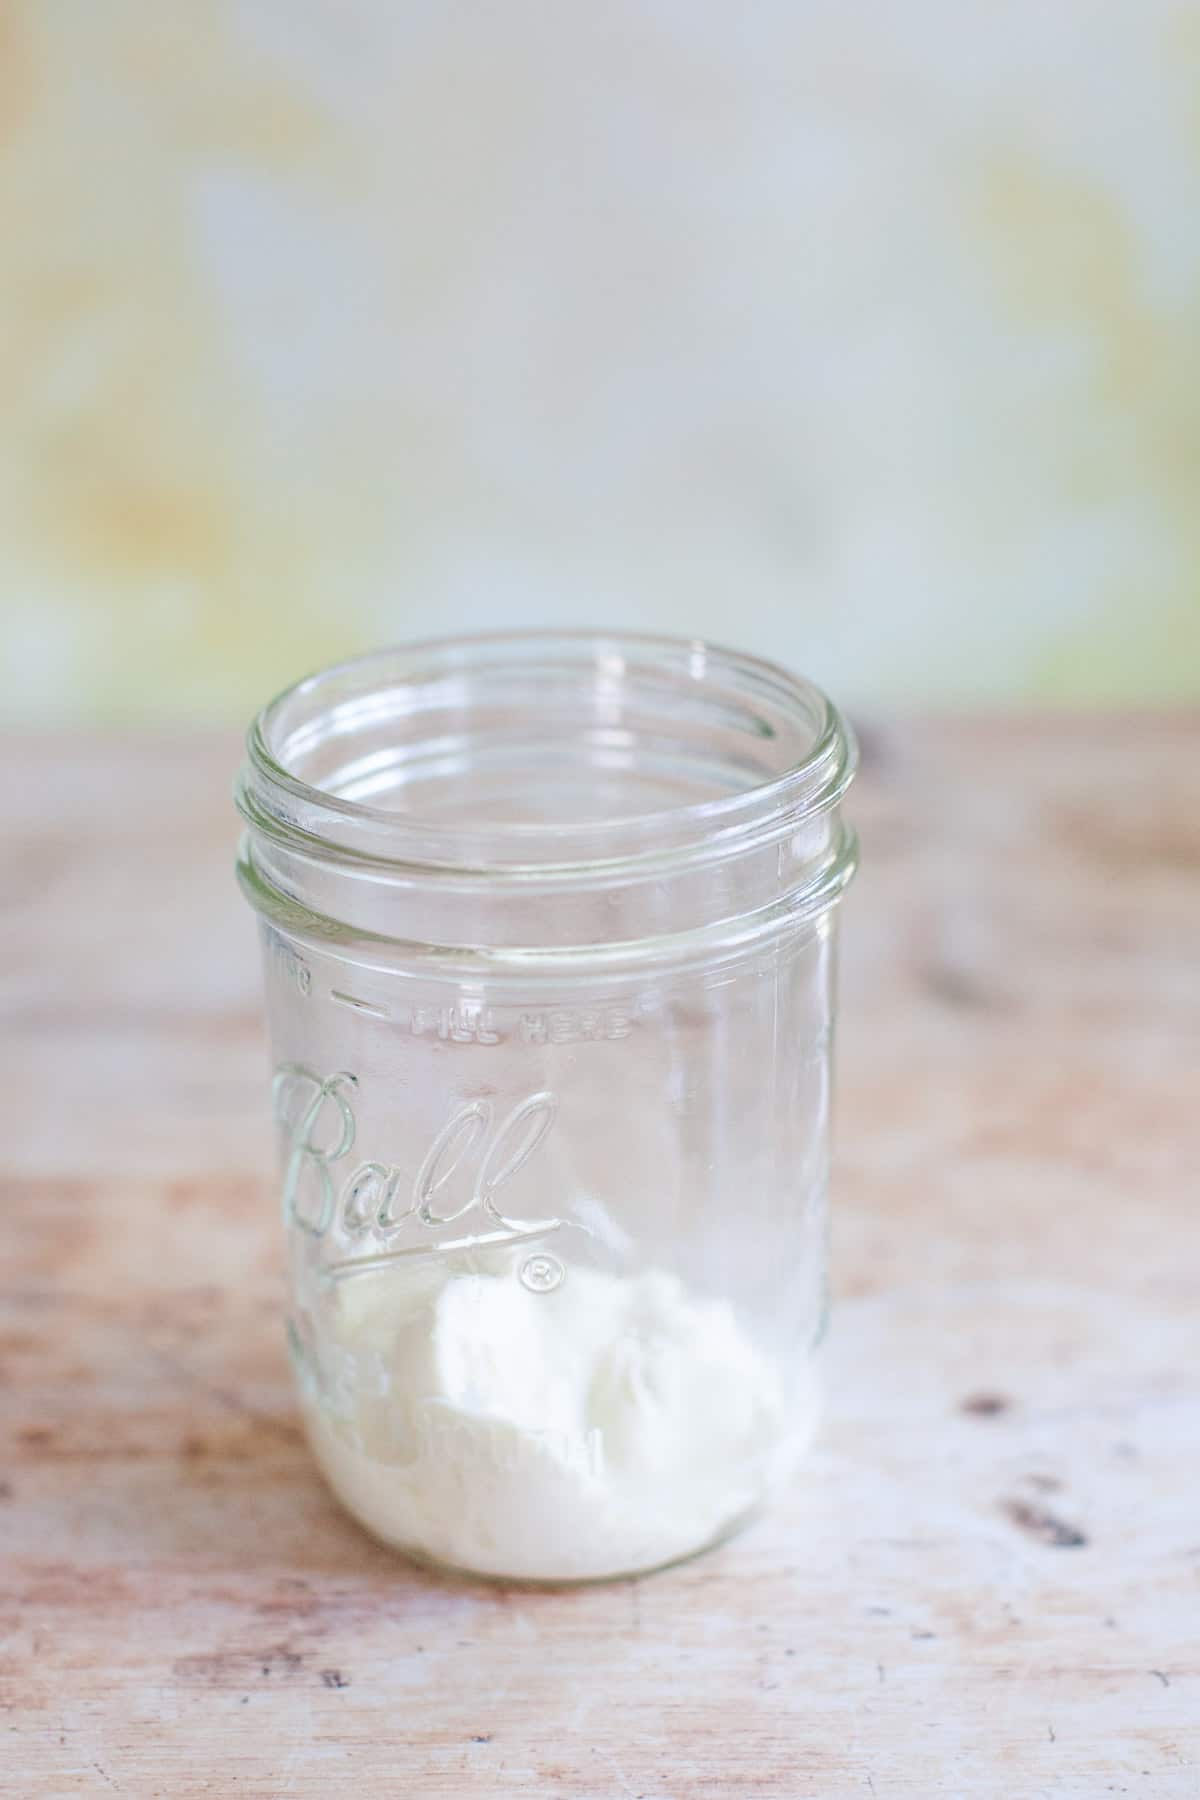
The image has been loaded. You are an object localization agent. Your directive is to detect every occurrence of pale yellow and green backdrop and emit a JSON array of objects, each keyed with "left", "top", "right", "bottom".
[{"left": 2, "top": 1, "right": 1198, "bottom": 723}]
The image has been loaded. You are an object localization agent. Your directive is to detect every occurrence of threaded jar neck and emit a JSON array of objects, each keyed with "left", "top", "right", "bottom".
[{"left": 236, "top": 630, "right": 857, "bottom": 968}]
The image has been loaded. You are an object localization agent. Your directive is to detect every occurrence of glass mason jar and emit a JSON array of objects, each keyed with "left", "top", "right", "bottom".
[{"left": 235, "top": 631, "right": 857, "bottom": 1583}]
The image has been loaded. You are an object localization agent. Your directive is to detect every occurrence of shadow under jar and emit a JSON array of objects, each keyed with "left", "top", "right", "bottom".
[{"left": 235, "top": 631, "right": 858, "bottom": 1583}]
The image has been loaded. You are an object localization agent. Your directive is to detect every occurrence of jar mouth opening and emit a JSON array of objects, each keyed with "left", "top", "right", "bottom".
[{"left": 241, "top": 629, "right": 856, "bottom": 879}]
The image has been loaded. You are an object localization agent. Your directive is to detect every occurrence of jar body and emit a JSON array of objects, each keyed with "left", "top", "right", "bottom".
[{"left": 238, "top": 634, "right": 855, "bottom": 1582}]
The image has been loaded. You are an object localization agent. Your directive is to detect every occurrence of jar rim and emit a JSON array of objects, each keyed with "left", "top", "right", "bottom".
[{"left": 239, "top": 629, "right": 856, "bottom": 883}]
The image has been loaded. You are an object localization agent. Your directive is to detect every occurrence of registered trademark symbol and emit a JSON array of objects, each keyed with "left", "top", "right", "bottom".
[{"left": 519, "top": 1253, "right": 566, "bottom": 1294}]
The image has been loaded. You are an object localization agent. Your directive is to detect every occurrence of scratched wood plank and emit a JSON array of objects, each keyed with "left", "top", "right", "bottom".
[{"left": 1, "top": 719, "right": 1197, "bottom": 1799}]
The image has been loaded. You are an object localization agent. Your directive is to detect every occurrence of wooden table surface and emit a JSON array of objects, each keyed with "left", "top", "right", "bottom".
[{"left": 3, "top": 719, "right": 1198, "bottom": 1798}]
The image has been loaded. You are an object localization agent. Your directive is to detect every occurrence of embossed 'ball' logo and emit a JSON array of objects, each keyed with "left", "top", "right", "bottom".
[{"left": 272, "top": 1069, "right": 568, "bottom": 1287}]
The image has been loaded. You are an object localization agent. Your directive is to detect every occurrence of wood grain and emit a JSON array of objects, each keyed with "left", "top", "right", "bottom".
[{"left": 2, "top": 720, "right": 1197, "bottom": 1798}]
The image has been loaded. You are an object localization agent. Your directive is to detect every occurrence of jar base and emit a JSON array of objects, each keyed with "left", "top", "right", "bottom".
[
  {"left": 327, "top": 1483, "right": 769, "bottom": 1589},
  {"left": 301, "top": 1401, "right": 807, "bottom": 1585}
]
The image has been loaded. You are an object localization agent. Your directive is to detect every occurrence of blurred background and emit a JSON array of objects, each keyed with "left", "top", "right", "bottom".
[{"left": 2, "top": 0, "right": 1197, "bottom": 725}]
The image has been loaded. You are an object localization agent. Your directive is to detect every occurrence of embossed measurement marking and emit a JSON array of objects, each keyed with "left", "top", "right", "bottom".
[
  {"left": 330, "top": 990, "right": 390, "bottom": 1019},
  {"left": 265, "top": 929, "right": 311, "bottom": 996},
  {"left": 401, "top": 1004, "right": 634, "bottom": 1044}
]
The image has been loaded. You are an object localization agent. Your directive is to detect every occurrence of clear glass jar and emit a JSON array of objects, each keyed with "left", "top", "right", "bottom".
[{"left": 235, "top": 631, "right": 857, "bottom": 1583}]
